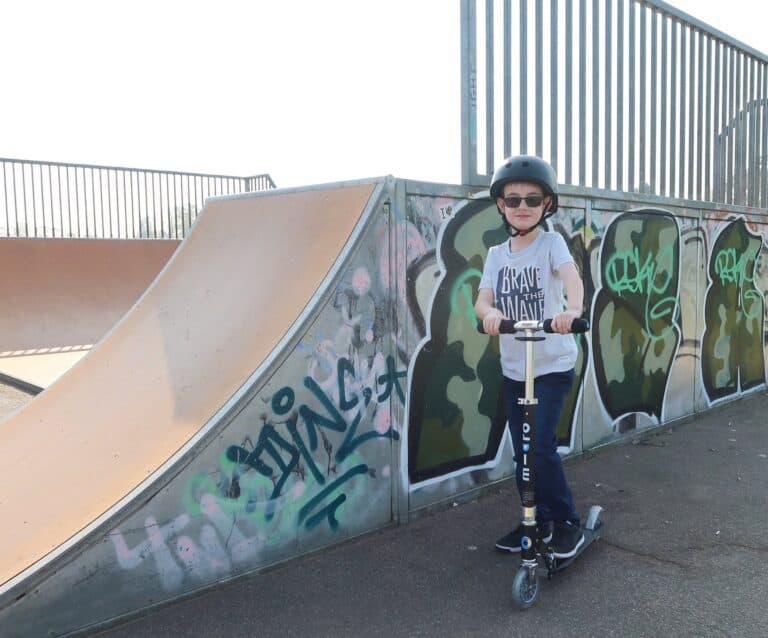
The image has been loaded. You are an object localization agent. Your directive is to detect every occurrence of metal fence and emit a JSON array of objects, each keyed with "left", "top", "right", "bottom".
[
  {"left": 461, "top": 0, "right": 768, "bottom": 208},
  {"left": 0, "top": 158, "right": 276, "bottom": 239}
]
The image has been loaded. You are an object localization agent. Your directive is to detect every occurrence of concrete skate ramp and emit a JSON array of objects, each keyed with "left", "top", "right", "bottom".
[
  {"left": 0, "top": 238, "right": 179, "bottom": 390},
  {"left": 0, "top": 182, "right": 376, "bottom": 593}
]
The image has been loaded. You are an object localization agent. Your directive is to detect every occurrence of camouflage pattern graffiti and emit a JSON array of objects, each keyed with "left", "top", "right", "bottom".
[
  {"left": 702, "top": 219, "right": 765, "bottom": 401},
  {"left": 591, "top": 210, "right": 681, "bottom": 422},
  {"left": 406, "top": 199, "right": 590, "bottom": 483},
  {"left": 406, "top": 199, "right": 507, "bottom": 482}
]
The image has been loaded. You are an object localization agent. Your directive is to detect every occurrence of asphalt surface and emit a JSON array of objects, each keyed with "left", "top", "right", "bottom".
[{"left": 86, "top": 390, "right": 767, "bottom": 637}]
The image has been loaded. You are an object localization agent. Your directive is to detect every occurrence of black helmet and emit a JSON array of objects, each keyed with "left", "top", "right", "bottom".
[
  {"left": 489, "top": 155, "right": 559, "bottom": 236},
  {"left": 489, "top": 155, "right": 559, "bottom": 211}
]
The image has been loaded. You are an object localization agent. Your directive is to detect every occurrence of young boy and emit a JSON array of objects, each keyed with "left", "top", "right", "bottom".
[{"left": 474, "top": 155, "right": 585, "bottom": 559}]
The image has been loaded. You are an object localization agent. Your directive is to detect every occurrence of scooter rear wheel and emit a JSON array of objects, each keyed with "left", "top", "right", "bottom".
[{"left": 511, "top": 566, "right": 539, "bottom": 609}]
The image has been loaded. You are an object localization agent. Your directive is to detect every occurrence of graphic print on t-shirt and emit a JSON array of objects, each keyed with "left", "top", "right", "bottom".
[{"left": 495, "top": 264, "right": 544, "bottom": 321}]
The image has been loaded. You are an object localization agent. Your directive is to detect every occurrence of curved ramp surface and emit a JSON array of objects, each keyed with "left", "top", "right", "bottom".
[
  {"left": 0, "top": 238, "right": 179, "bottom": 390},
  {"left": 0, "top": 183, "right": 376, "bottom": 592}
]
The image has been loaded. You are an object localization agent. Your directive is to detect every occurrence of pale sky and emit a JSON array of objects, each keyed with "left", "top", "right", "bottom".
[{"left": 1, "top": 0, "right": 766, "bottom": 189}]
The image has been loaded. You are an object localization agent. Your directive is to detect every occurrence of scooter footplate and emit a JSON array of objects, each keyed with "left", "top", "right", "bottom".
[{"left": 550, "top": 526, "right": 601, "bottom": 573}]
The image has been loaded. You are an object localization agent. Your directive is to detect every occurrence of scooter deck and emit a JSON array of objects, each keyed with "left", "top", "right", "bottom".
[{"left": 550, "top": 524, "right": 602, "bottom": 574}]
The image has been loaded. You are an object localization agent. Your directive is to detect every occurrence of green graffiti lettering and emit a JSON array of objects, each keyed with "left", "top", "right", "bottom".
[
  {"left": 604, "top": 245, "right": 678, "bottom": 341},
  {"left": 450, "top": 268, "right": 483, "bottom": 321},
  {"left": 714, "top": 247, "right": 762, "bottom": 319}
]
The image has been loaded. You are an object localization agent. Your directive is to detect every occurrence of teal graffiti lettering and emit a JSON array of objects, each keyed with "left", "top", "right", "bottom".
[
  {"left": 226, "top": 424, "right": 300, "bottom": 517},
  {"left": 450, "top": 268, "right": 483, "bottom": 322},
  {"left": 714, "top": 247, "right": 762, "bottom": 319},
  {"left": 223, "top": 355, "right": 401, "bottom": 531},
  {"left": 298, "top": 464, "right": 369, "bottom": 531},
  {"left": 604, "top": 245, "right": 678, "bottom": 341},
  {"left": 377, "top": 355, "right": 406, "bottom": 404}
]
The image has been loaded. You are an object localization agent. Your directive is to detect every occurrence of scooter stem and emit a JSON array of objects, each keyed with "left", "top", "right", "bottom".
[{"left": 518, "top": 328, "right": 540, "bottom": 564}]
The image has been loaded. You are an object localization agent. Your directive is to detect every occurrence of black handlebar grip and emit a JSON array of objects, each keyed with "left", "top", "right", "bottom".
[
  {"left": 571, "top": 317, "right": 590, "bottom": 333},
  {"left": 498, "top": 319, "right": 516, "bottom": 333},
  {"left": 479, "top": 317, "right": 590, "bottom": 334},
  {"left": 476, "top": 319, "right": 518, "bottom": 334},
  {"left": 542, "top": 317, "right": 590, "bottom": 333}
]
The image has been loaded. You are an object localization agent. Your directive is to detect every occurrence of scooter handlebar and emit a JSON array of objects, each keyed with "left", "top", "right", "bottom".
[{"left": 476, "top": 317, "right": 590, "bottom": 334}]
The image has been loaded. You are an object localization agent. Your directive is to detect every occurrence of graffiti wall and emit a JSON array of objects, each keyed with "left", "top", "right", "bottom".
[
  {"left": 5, "top": 179, "right": 766, "bottom": 636},
  {"left": 403, "top": 186, "right": 767, "bottom": 510}
]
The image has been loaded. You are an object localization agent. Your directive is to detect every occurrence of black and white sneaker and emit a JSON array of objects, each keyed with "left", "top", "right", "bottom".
[
  {"left": 495, "top": 522, "right": 553, "bottom": 553},
  {"left": 551, "top": 521, "right": 585, "bottom": 559}
]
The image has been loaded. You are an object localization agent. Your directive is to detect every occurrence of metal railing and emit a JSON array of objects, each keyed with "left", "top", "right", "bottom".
[
  {"left": 461, "top": 0, "right": 768, "bottom": 208},
  {"left": 0, "top": 158, "right": 276, "bottom": 239}
]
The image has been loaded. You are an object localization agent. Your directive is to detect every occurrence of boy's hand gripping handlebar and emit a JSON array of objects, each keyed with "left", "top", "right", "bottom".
[{"left": 477, "top": 317, "right": 590, "bottom": 334}]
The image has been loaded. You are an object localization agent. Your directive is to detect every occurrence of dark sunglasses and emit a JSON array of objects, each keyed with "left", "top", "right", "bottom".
[{"left": 503, "top": 195, "right": 545, "bottom": 208}]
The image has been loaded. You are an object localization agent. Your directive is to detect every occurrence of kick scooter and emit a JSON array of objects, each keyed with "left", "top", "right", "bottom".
[{"left": 480, "top": 317, "right": 603, "bottom": 609}]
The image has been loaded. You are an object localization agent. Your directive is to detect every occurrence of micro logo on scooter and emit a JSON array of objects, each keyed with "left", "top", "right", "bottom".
[
  {"left": 521, "top": 536, "right": 532, "bottom": 550},
  {"left": 521, "top": 421, "right": 532, "bottom": 482}
]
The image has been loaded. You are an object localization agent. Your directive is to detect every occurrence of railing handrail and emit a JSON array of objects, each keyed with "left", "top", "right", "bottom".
[
  {"left": 0, "top": 156, "right": 274, "bottom": 185},
  {"left": 643, "top": 0, "right": 768, "bottom": 63},
  {"left": 0, "top": 157, "right": 276, "bottom": 239},
  {"left": 460, "top": 0, "right": 768, "bottom": 209}
]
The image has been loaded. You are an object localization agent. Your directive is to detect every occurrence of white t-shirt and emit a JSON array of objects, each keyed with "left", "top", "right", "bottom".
[{"left": 479, "top": 230, "right": 578, "bottom": 381}]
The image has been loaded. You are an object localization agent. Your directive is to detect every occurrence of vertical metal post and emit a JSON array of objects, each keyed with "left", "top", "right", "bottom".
[
  {"left": 650, "top": 8, "right": 657, "bottom": 194},
  {"left": 696, "top": 31, "right": 704, "bottom": 201},
  {"left": 56, "top": 165, "right": 63, "bottom": 236},
  {"left": 165, "top": 173, "right": 171, "bottom": 238},
  {"left": 762, "top": 64, "right": 768, "bottom": 208},
  {"left": 23, "top": 165, "right": 31, "bottom": 237},
  {"left": 679, "top": 26, "right": 687, "bottom": 198},
  {"left": 670, "top": 19, "right": 678, "bottom": 198},
  {"left": 107, "top": 170, "right": 114, "bottom": 238},
  {"left": 47, "top": 165, "right": 54, "bottom": 236},
  {"left": 75, "top": 167, "right": 83, "bottom": 237},
  {"left": 485, "top": 0, "right": 495, "bottom": 173},
  {"left": 550, "top": 0, "right": 558, "bottom": 170},
  {"left": 713, "top": 41, "right": 721, "bottom": 201},
  {"left": 704, "top": 36, "right": 712, "bottom": 201},
  {"left": 460, "top": 0, "right": 477, "bottom": 185},
  {"left": 503, "top": 0, "right": 512, "bottom": 158},
  {"left": 605, "top": 0, "right": 613, "bottom": 189},
  {"left": 66, "top": 167, "right": 73, "bottom": 237},
  {"left": 535, "top": 0, "right": 543, "bottom": 157},
  {"left": 688, "top": 28, "right": 696, "bottom": 200},
  {"left": 628, "top": 0, "right": 635, "bottom": 192},
  {"left": 660, "top": 13, "right": 668, "bottom": 196},
  {"left": 736, "top": 52, "right": 743, "bottom": 205},
  {"left": 579, "top": 0, "right": 587, "bottom": 185},
  {"left": 119, "top": 171, "right": 126, "bottom": 238},
  {"left": 639, "top": 4, "right": 647, "bottom": 192},
  {"left": 98, "top": 169, "right": 104, "bottom": 237},
  {"left": 30, "top": 163, "right": 38, "bottom": 237},
  {"left": 751, "top": 59, "right": 757, "bottom": 207},
  {"left": 725, "top": 47, "right": 736, "bottom": 204},
  {"left": 565, "top": 0, "right": 573, "bottom": 183},
  {"left": 520, "top": 0, "right": 529, "bottom": 154},
  {"left": 592, "top": 0, "right": 600, "bottom": 187},
  {"left": 617, "top": 0, "right": 624, "bottom": 191},
  {"left": 12, "top": 164, "right": 19, "bottom": 236},
  {"left": 173, "top": 174, "right": 179, "bottom": 238}
]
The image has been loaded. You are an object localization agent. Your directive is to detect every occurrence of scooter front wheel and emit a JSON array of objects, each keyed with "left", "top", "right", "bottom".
[{"left": 511, "top": 566, "right": 539, "bottom": 609}]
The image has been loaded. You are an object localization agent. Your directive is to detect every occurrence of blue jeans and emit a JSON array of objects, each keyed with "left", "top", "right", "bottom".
[{"left": 503, "top": 370, "right": 579, "bottom": 526}]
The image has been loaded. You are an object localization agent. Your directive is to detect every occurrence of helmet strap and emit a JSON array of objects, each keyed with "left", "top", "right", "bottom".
[
  {"left": 498, "top": 196, "right": 554, "bottom": 238},
  {"left": 502, "top": 210, "right": 547, "bottom": 237}
]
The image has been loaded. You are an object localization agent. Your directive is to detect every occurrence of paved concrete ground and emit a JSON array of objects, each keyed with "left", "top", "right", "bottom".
[{"left": 75, "top": 391, "right": 768, "bottom": 636}]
